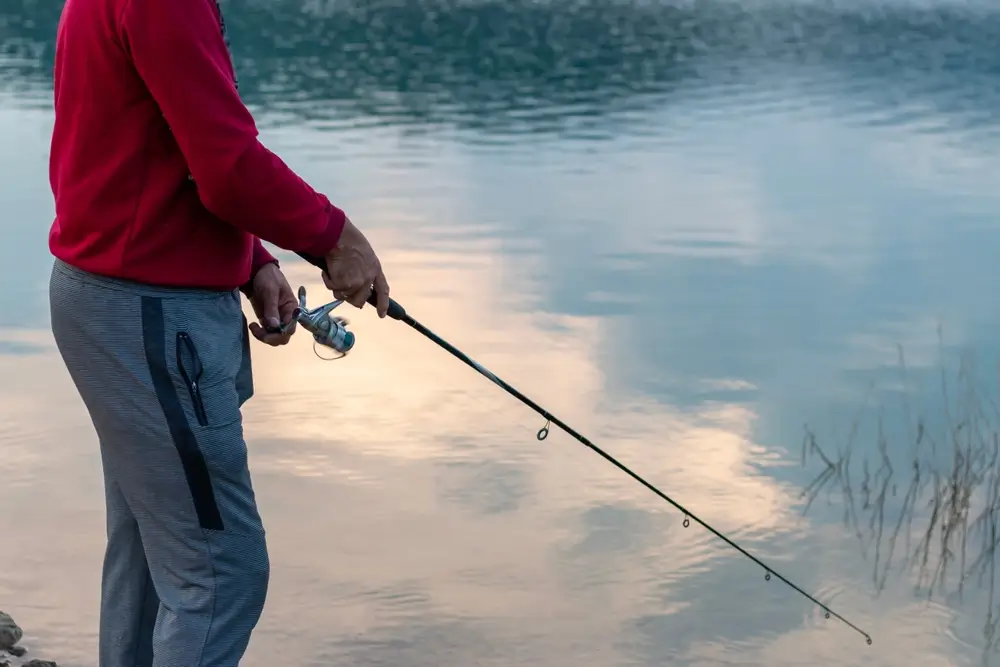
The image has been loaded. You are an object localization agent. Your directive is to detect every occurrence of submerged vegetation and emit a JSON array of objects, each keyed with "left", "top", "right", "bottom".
[{"left": 801, "top": 334, "right": 1000, "bottom": 658}]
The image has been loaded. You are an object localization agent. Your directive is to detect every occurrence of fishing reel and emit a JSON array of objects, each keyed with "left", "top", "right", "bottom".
[{"left": 291, "top": 286, "right": 355, "bottom": 360}]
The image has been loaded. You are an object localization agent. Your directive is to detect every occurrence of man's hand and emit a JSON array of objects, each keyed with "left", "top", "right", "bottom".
[
  {"left": 248, "top": 263, "right": 298, "bottom": 346},
  {"left": 323, "top": 217, "right": 391, "bottom": 318}
]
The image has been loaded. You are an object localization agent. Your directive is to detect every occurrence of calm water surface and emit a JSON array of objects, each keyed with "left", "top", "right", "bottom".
[{"left": 3, "top": 0, "right": 1000, "bottom": 665}]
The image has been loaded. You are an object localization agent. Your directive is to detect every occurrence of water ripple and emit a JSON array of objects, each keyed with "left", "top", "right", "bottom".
[{"left": 4, "top": 1, "right": 1000, "bottom": 666}]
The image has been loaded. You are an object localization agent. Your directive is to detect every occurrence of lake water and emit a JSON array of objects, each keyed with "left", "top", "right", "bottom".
[{"left": 3, "top": 0, "right": 1000, "bottom": 665}]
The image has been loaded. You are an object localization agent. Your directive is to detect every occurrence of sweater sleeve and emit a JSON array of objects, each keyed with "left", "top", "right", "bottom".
[
  {"left": 239, "top": 237, "right": 280, "bottom": 298},
  {"left": 118, "top": 0, "right": 345, "bottom": 257},
  {"left": 250, "top": 237, "right": 278, "bottom": 274}
]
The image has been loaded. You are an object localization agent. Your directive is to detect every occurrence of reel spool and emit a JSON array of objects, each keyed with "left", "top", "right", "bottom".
[{"left": 291, "top": 286, "right": 355, "bottom": 360}]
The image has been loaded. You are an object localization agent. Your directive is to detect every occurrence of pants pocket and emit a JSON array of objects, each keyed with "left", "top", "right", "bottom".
[
  {"left": 176, "top": 331, "right": 210, "bottom": 426},
  {"left": 175, "top": 331, "right": 242, "bottom": 428}
]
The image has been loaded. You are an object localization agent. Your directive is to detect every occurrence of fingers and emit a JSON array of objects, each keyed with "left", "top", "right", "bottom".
[
  {"left": 247, "top": 267, "right": 300, "bottom": 347},
  {"left": 259, "top": 292, "right": 281, "bottom": 333},
  {"left": 372, "top": 270, "right": 390, "bottom": 319},
  {"left": 274, "top": 318, "right": 297, "bottom": 339},
  {"left": 277, "top": 296, "right": 298, "bottom": 336},
  {"left": 322, "top": 244, "right": 387, "bottom": 315},
  {"left": 344, "top": 284, "right": 372, "bottom": 309},
  {"left": 327, "top": 271, "right": 372, "bottom": 309},
  {"left": 249, "top": 320, "right": 294, "bottom": 347},
  {"left": 326, "top": 275, "right": 366, "bottom": 307},
  {"left": 323, "top": 244, "right": 375, "bottom": 304}
]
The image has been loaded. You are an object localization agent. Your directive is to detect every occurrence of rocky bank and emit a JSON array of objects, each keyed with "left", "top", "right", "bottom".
[{"left": 0, "top": 611, "right": 58, "bottom": 667}]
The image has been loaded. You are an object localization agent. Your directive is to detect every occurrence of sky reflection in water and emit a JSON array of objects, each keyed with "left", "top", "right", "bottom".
[{"left": 3, "top": 1, "right": 1000, "bottom": 665}]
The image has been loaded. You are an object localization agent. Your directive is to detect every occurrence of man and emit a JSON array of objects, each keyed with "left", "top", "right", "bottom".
[{"left": 46, "top": 0, "right": 389, "bottom": 665}]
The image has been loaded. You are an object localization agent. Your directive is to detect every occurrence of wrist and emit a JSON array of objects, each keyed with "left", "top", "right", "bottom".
[
  {"left": 241, "top": 259, "right": 279, "bottom": 299},
  {"left": 242, "top": 238, "right": 280, "bottom": 298}
]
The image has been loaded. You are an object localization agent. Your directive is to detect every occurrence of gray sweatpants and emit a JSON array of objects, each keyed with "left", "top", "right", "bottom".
[{"left": 49, "top": 259, "right": 269, "bottom": 667}]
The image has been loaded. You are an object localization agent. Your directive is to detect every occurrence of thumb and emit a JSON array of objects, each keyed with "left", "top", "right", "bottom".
[{"left": 258, "top": 285, "right": 281, "bottom": 330}]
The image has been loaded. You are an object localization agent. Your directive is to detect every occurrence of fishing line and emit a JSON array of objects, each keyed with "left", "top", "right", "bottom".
[{"left": 296, "top": 252, "right": 873, "bottom": 645}]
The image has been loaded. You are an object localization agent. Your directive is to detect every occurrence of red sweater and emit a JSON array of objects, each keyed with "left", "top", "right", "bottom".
[{"left": 48, "top": 0, "right": 345, "bottom": 292}]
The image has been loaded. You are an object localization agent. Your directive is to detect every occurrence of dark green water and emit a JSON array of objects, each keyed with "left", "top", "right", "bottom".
[{"left": 3, "top": 0, "right": 1000, "bottom": 665}]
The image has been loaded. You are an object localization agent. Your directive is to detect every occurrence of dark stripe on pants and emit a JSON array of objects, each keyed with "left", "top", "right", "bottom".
[
  {"left": 236, "top": 313, "right": 254, "bottom": 406},
  {"left": 140, "top": 295, "right": 224, "bottom": 531}
]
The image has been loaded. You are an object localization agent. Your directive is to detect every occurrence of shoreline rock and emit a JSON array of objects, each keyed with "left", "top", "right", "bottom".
[
  {"left": 0, "top": 612, "right": 21, "bottom": 653},
  {"left": 0, "top": 611, "right": 58, "bottom": 667}
]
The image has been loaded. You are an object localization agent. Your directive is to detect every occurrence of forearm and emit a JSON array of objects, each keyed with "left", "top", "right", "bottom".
[{"left": 206, "top": 139, "right": 346, "bottom": 255}]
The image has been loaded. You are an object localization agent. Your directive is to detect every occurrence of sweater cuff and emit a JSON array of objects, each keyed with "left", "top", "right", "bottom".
[
  {"left": 300, "top": 201, "right": 347, "bottom": 258},
  {"left": 240, "top": 238, "right": 279, "bottom": 298}
]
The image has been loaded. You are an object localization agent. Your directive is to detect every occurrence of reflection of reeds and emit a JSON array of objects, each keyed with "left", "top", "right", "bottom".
[{"left": 801, "top": 335, "right": 1000, "bottom": 658}]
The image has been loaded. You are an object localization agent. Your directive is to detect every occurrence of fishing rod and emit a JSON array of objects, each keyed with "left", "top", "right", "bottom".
[{"left": 291, "top": 252, "right": 873, "bottom": 646}]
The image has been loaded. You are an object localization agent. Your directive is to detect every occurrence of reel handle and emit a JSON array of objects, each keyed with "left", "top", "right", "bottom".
[{"left": 296, "top": 252, "right": 407, "bottom": 321}]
